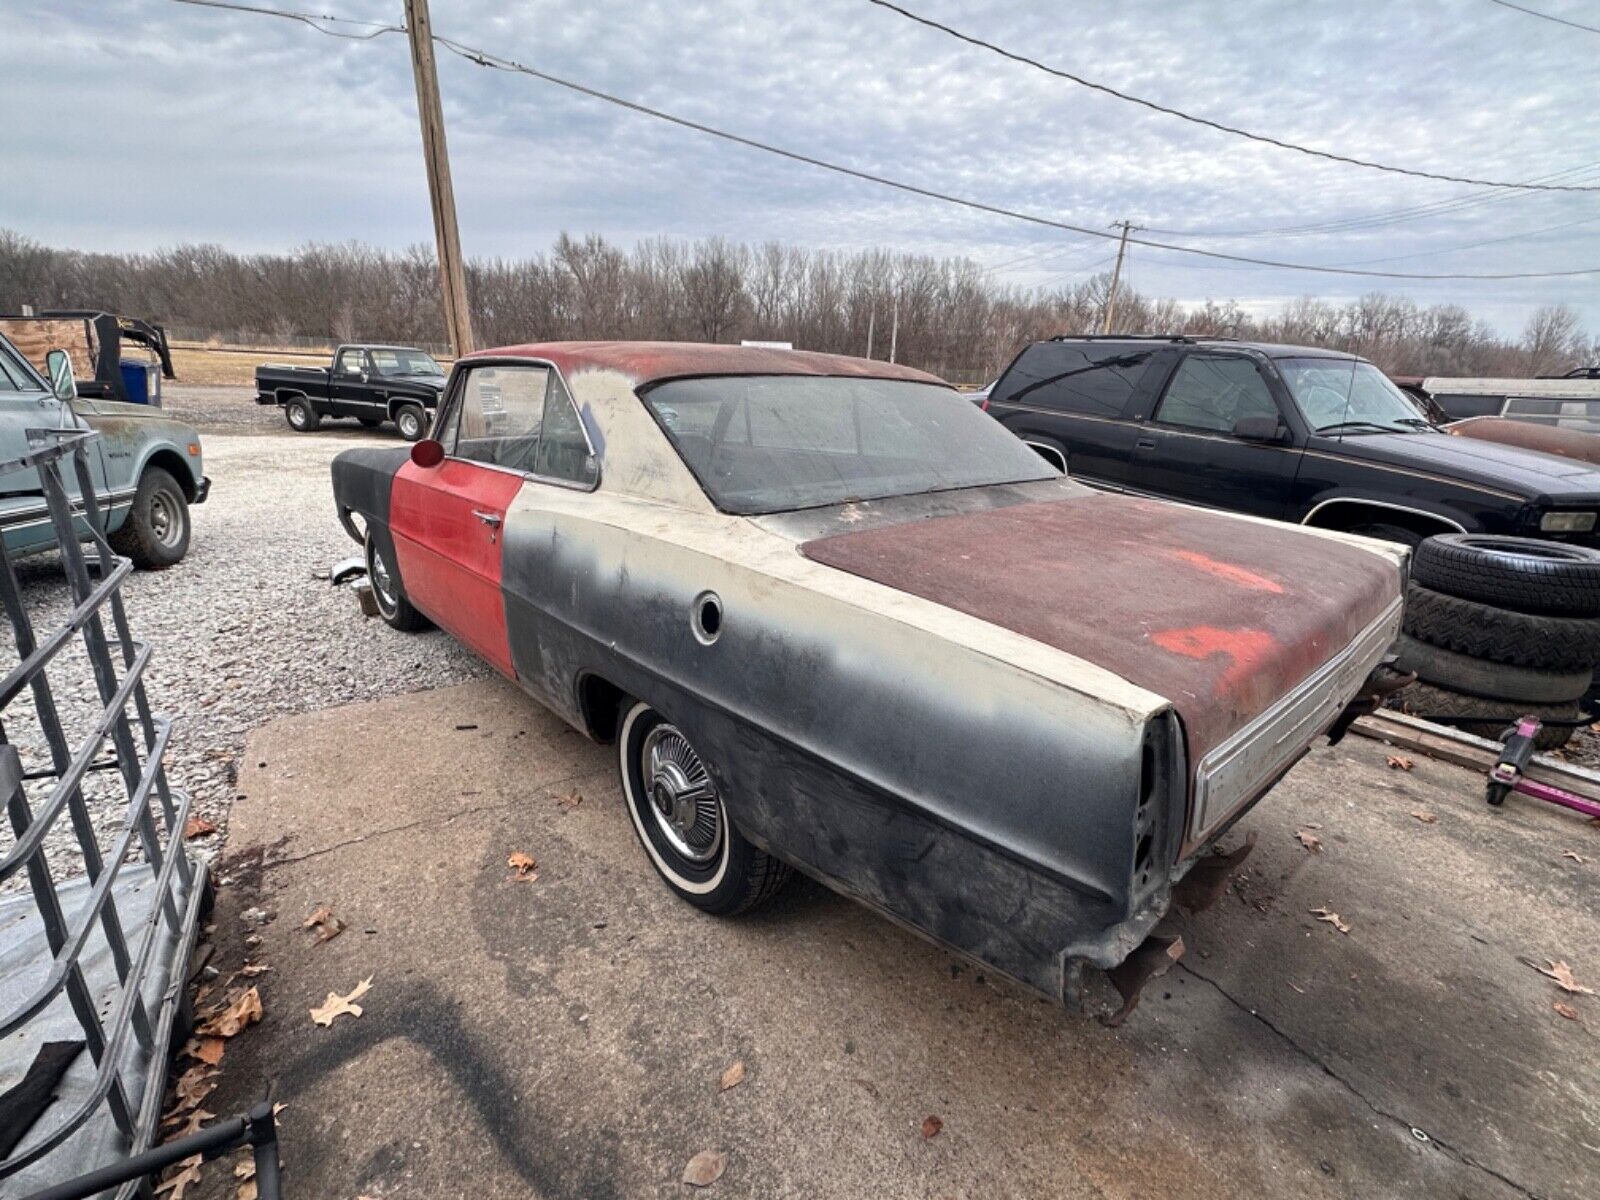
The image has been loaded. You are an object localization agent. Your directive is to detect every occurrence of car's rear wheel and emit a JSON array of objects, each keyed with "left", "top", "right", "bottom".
[
  {"left": 284, "top": 397, "right": 320, "bottom": 432},
  {"left": 365, "top": 530, "right": 428, "bottom": 631},
  {"left": 394, "top": 404, "right": 426, "bottom": 442},
  {"left": 109, "top": 467, "right": 190, "bottom": 570},
  {"left": 617, "top": 700, "right": 792, "bottom": 915}
]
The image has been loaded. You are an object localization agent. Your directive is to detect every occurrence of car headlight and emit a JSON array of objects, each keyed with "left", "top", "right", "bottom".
[{"left": 1540, "top": 511, "right": 1598, "bottom": 533}]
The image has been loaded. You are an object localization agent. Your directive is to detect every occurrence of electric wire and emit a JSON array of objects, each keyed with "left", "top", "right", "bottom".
[
  {"left": 1485, "top": 0, "right": 1600, "bottom": 36},
  {"left": 866, "top": 0, "right": 1599, "bottom": 193},
  {"left": 170, "top": 0, "right": 401, "bottom": 39}
]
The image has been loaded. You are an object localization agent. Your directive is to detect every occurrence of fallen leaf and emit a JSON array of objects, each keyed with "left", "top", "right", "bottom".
[
  {"left": 183, "top": 816, "right": 216, "bottom": 840},
  {"left": 238, "top": 962, "right": 270, "bottom": 978},
  {"left": 557, "top": 789, "right": 583, "bottom": 811},
  {"left": 507, "top": 851, "right": 537, "bottom": 881},
  {"left": 163, "top": 1108, "right": 214, "bottom": 1138},
  {"left": 1535, "top": 959, "right": 1595, "bottom": 995},
  {"left": 1295, "top": 828, "right": 1322, "bottom": 853},
  {"left": 156, "top": 1156, "right": 202, "bottom": 1199},
  {"left": 1410, "top": 810, "right": 1438, "bottom": 824},
  {"left": 172, "top": 1067, "right": 217, "bottom": 1109},
  {"left": 198, "top": 988, "right": 262, "bottom": 1039},
  {"left": 192, "top": 1037, "right": 226, "bottom": 1066},
  {"left": 1310, "top": 906, "right": 1351, "bottom": 934},
  {"left": 302, "top": 905, "right": 345, "bottom": 944},
  {"left": 921, "top": 1115, "right": 943, "bottom": 1140},
  {"left": 1555, "top": 1001, "right": 1580, "bottom": 1020},
  {"left": 310, "top": 976, "right": 372, "bottom": 1026},
  {"left": 718, "top": 1060, "right": 746, "bottom": 1092},
  {"left": 236, "top": 1158, "right": 258, "bottom": 1198},
  {"left": 1563, "top": 850, "right": 1586, "bottom": 864},
  {"left": 1385, "top": 754, "right": 1415, "bottom": 771},
  {"left": 682, "top": 1149, "right": 727, "bottom": 1188}
]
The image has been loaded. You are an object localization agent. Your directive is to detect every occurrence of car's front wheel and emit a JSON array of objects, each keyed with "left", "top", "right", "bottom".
[
  {"left": 394, "top": 404, "right": 426, "bottom": 442},
  {"left": 617, "top": 700, "right": 792, "bottom": 915},
  {"left": 365, "top": 530, "right": 429, "bottom": 631},
  {"left": 109, "top": 466, "right": 190, "bottom": 569}
]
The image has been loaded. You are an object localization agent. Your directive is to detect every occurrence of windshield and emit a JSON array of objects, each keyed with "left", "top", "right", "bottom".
[
  {"left": 1279, "top": 357, "right": 1434, "bottom": 435},
  {"left": 370, "top": 348, "right": 444, "bottom": 377},
  {"left": 643, "top": 375, "right": 1056, "bottom": 514}
]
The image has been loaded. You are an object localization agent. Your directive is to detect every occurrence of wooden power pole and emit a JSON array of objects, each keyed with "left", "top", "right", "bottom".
[
  {"left": 1101, "top": 220, "right": 1136, "bottom": 335},
  {"left": 404, "top": 0, "right": 474, "bottom": 357}
]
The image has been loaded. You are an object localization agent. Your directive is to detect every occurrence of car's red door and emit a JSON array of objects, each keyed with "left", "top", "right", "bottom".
[{"left": 388, "top": 361, "right": 552, "bottom": 679}]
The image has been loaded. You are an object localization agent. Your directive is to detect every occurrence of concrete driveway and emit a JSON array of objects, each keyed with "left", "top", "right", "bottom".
[{"left": 192, "top": 674, "right": 1599, "bottom": 1199}]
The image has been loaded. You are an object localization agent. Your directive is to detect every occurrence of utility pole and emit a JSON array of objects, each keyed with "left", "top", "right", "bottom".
[
  {"left": 889, "top": 292, "right": 900, "bottom": 364},
  {"left": 866, "top": 310, "right": 875, "bottom": 359},
  {"left": 1101, "top": 220, "right": 1136, "bottom": 335},
  {"left": 404, "top": 0, "right": 474, "bottom": 357}
]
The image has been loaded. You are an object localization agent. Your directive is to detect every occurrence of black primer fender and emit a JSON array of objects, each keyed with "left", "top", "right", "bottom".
[{"left": 330, "top": 446, "right": 409, "bottom": 580}]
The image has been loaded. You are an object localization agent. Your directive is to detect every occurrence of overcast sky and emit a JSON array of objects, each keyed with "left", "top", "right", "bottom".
[{"left": 4, "top": 0, "right": 1598, "bottom": 335}]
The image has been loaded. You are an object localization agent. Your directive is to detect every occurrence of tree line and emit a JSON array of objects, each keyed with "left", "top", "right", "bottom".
[{"left": 1, "top": 228, "right": 1592, "bottom": 382}]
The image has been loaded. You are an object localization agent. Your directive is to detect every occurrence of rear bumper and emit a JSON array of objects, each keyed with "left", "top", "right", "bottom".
[{"left": 1186, "top": 593, "right": 1405, "bottom": 851}]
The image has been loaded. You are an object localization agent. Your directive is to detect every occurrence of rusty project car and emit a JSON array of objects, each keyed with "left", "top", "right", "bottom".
[{"left": 330, "top": 343, "right": 1406, "bottom": 1013}]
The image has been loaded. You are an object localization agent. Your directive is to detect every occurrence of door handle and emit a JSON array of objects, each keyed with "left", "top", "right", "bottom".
[
  {"left": 472, "top": 510, "right": 502, "bottom": 529},
  {"left": 1135, "top": 438, "right": 1157, "bottom": 450}
]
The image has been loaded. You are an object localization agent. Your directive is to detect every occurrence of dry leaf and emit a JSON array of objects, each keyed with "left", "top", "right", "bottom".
[
  {"left": 507, "top": 851, "right": 537, "bottom": 881},
  {"left": 557, "top": 790, "right": 583, "bottom": 811},
  {"left": 1411, "top": 810, "right": 1437, "bottom": 824},
  {"left": 192, "top": 1036, "right": 226, "bottom": 1066},
  {"left": 1295, "top": 828, "right": 1322, "bottom": 853},
  {"left": 1385, "top": 754, "right": 1415, "bottom": 771},
  {"left": 310, "top": 976, "right": 372, "bottom": 1026},
  {"left": 166, "top": 1107, "right": 215, "bottom": 1138},
  {"left": 238, "top": 962, "right": 270, "bottom": 978},
  {"left": 156, "top": 1156, "right": 202, "bottom": 1199},
  {"left": 1563, "top": 850, "right": 1586, "bottom": 864},
  {"left": 236, "top": 1158, "right": 258, "bottom": 1198},
  {"left": 1535, "top": 960, "right": 1595, "bottom": 995},
  {"left": 198, "top": 988, "right": 262, "bottom": 1039},
  {"left": 718, "top": 1060, "right": 746, "bottom": 1092},
  {"left": 682, "top": 1149, "right": 727, "bottom": 1188},
  {"left": 183, "top": 816, "right": 216, "bottom": 840},
  {"left": 921, "top": 1115, "right": 944, "bottom": 1140},
  {"left": 303, "top": 905, "right": 345, "bottom": 944},
  {"left": 1555, "top": 1001, "right": 1580, "bottom": 1020},
  {"left": 237, "top": 1181, "right": 257, "bottom": 1200},
  {"left": 1310, "top": 906, "right": 1351, "bottom": 934},
  {"left": 172, "top": 1066, "right": 217, "bottom": 1109}
]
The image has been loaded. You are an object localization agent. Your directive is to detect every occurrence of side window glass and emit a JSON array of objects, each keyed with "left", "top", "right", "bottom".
[
  {"left": 453, "top": 365, "right": 549, "bottom": 472},
  {"left": 337, "top": 349, "right": 366, "bottom": 376},
  {"left": 996, "top": 344, "right": 1153, "bottom": 417},
  {"left": 1155, "top": 356, "right": 1278, "bottom": 434},
  {"left": 534, "top": 373, "right": 598, "bottom": 486}
]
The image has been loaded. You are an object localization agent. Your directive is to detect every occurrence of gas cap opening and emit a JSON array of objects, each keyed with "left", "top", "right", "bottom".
[{"left": 692, "top": 591, "right": 723, "bottom": 645}]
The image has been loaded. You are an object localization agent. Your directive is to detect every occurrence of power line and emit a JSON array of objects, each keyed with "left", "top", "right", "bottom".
[
  {"left": 170, "top": 0, "right": 1600, "bottom": 280},
  {"left": 865, "top": 0, "right": 1599, "bottom": 193},
  {"left": 1485, "top": 0, "right": 1600, "bottom": 36},
  {"left": 170, "top": 0, "right": 401, "bottom": 39}
]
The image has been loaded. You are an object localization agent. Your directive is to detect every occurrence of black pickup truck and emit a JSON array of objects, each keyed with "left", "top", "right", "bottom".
[
  {"left": 255, "top": 344, "right": 446, "bottom": 441},
  {"left": 982, "top": 335, "right": 1600, "bottom": 547}
]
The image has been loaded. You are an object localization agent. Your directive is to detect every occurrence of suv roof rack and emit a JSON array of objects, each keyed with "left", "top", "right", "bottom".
[{"left": 1046, "top": 333, "right": 1240, "bottom": 344}]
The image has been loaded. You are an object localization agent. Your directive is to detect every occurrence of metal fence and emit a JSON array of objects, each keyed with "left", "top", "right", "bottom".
[{"left": 0, "top": 432, "right": 272, "bottom": 1198}]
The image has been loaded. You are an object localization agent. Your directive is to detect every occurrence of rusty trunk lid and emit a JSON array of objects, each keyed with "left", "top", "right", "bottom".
[{"left": 799, "top": 492, "right": 1401, "bottom": 772}]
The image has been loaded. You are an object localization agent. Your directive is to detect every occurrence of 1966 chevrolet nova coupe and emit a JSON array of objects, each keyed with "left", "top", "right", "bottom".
[{"left": 331, "top": 343, "right": 1406, "bottom": 1016}]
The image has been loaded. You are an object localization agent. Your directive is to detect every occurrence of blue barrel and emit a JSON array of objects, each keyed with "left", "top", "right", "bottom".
[{"left": 118, "top": 360, "right": 161, "bottom": 405}]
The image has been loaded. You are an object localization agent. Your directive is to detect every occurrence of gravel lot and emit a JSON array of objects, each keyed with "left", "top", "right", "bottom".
[{"left": 2, "top": 385, "right": 486, "bottom": 885}]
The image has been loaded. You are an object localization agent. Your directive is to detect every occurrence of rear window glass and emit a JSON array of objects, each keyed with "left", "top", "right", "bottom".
[
  {"left": 644, "top": 375, "right": 1055, "bottom": 514},
  {"left": 991, "top": 342, "right": 1158, "bottom": 416}
]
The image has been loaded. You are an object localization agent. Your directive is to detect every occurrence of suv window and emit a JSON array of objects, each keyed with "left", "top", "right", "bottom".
[
  {"left": 992, "top": 342, "right": 1158, "bottom": 417},
  {"left": 336, "top": 349, "right": 367, "bottom": 376},
  {"left": 1155, "top": 355, "right": 1278, "bottom": 434},
  {"left": 533, "top": 372, "right": 597, "bottom": 486},
  {"left": 451, "top": 364, "right": 549, "bottom": 472}
]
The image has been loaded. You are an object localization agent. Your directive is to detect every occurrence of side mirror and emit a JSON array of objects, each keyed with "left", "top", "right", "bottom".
[
  {"left": 45, "top": 349, "right": 77, "bottom": 402},
  {"left": 1233, "top": 415, "right": 1285, "bottom": 443},
  {"left": 410, "top": 438, "right": 445, "bottom": 468}
]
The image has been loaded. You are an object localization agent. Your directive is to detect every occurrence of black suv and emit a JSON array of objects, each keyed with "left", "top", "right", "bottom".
[{"left": 983, "top": 336, "right": 1600, "bottom": 546}]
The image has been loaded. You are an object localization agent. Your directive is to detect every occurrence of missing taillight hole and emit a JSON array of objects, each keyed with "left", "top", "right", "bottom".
[
  {"left": 1135, "top": 830, "right": 1154, "bottom": 875},
  {"left": 1139, "top": 739, "right": 1157, "bottom": 810},
  {"left": 692, "top": 591, "right": 722, "bottom": 645}
]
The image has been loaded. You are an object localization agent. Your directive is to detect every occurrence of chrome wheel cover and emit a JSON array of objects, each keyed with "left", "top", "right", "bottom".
[
  {"left": 367, "top": 538, "right": 397, "bottom": 614},
  {"left": 639, "top": 723, "right": 722, "bottom": 864},
  {"left": 149, "top": 491, "right": 182, "bottom": 548},
  {"left": 398, "top": 410, "right": 420, "bottom": 438}
]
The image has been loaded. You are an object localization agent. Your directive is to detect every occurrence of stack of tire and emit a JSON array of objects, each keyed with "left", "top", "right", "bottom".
[{"left": 1390, "top": 534, "right": 1600, "bottom": 751}]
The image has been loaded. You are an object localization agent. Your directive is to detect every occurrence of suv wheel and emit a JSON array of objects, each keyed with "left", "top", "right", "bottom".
[
  {"left": 394, "top": 404, "right": 426, "bottom": 442},
  {"left": 109, "top": 467, "right": 191, "bottom": 569}
]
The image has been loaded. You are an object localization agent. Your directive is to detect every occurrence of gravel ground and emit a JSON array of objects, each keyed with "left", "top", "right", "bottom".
[{"left": 0, "top": 386, "right": 486, "bottom": 887}]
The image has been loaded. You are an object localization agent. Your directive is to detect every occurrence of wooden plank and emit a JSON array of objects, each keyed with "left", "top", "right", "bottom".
[
  {"left": 1351, "top": 711, "right": 1600, "bottom": 803},
  {"left": 0, "top": 317, "right": 97, "bottom": 380}
]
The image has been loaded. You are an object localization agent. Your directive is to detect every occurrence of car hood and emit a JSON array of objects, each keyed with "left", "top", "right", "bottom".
[
  {"left": 800, "top": 492, "right": 1401, "bottom": 767},
  {"left": 1324, "top": 429, "right": 1600, "bottom": 498},
  {"left": 1445, "top": 417, "right": 1600, "bottom": 468},
  {"left": 383, "top": 373, "right": 446, "bottom": 390}
]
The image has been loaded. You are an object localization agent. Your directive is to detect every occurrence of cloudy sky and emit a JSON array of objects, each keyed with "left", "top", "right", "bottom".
[{"left": 4, "top": 0, "right": 1598, "bottom": 334}]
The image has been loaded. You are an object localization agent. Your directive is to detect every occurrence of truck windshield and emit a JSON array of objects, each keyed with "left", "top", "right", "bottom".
[
  {"left": 1279, "top": 358, "right": 1433, "bottom": 435},
  {"left": 643, "top": 375, "right": 1056, "bottom": 514},
  {"left": 370, "top": 349, "right": 444, "bottom": 377}
]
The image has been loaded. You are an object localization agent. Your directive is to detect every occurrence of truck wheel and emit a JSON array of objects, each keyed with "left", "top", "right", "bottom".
[
  {"left": 109, "top": 467, "right": 190, "bottom": 570},
  {"left": 365, "top": 531, "right": 429, "bottom": 631},
  {"left": 394, "top": 404, "right": 426, "bottom": 442},
  {"left": 617, "top": 700, "right": 794, "bottom": 916},
  {"left": 285, "top": 398, "right": 320, "bottom": 432}
]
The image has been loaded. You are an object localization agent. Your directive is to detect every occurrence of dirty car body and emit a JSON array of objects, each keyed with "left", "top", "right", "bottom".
[{"left": 330, "top": 342, "right": 1405, "bottom": 1006}]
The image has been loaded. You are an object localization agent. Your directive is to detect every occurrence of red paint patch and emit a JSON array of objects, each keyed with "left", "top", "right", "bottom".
[
  {"left": 1152, "top": 625, "right": 1280, "bottom": 691},
  {"left": 1170, "top": 549, "right": 1284, "bottom": 594}
]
